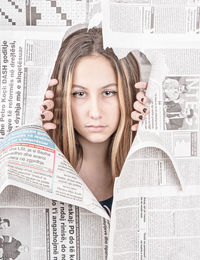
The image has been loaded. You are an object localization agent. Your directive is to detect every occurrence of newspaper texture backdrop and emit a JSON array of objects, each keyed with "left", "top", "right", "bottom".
[
  {"left": 100, "top": 2, "right": 200, "bottom": 259},
  {"left": 0, "top": 1, "right": 200, "bottom": 259}
]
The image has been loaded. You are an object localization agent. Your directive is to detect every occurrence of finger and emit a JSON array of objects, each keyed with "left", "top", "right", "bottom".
[
  {"left": 40, "top": 100, "right": 54, "bottom": 112},
  {"left": 45, "top": 90, "right": 54, "bottom": 99},
  {"left": 133, "top": 101, "right": 150, "bottom": 114},
  {"left": 135, "top": 82, "right": 148, "bottom": 89},
  {"left": 44, "top": 79, "right": 58, "bottom": 99},
  {"left": 131, "top": 111, "right": 146, "bottom": 121},
  {"left": 48, "top": 79, "right": 58, "bottom": 87},
  {"left": 131, "top": 124, "right": 138, "bottom": 131},
  {"left": 42, "top": 122, "right": 57, "bottom": 130},
  {"left": 136, "top": 92, "right": 149, "bottom": 104},
  {"left": 39, "top": 111, "right": 53, "bottom": 121}
]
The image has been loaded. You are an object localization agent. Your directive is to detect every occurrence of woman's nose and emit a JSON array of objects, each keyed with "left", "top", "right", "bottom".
[{"left": 88, "top": 96, "right": 102, "bottom": 119}]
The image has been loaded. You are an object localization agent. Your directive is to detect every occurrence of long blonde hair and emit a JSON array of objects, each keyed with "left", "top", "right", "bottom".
[{"left": 47, "top": 27, "right": 140, "bottom": 179}]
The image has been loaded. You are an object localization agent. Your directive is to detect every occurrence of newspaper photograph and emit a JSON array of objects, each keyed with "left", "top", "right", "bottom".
[{"left": 163, "top": 76, "right": 199, "bottom": 131}]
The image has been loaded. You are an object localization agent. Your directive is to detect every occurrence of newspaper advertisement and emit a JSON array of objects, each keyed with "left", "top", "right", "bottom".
[{"left": 0, "top": 185, "right": 109, "bottom": 260}]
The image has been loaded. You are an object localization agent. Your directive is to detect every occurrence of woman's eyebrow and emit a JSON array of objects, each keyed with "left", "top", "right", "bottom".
[{"left": 72, "top": 83, "right": 117, "bottom": 89}]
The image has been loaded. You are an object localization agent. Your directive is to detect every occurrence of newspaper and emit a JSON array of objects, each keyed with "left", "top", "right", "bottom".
[
  {"left": 1, "top": 4, "right": 200, "bottom": 258},
  {"left": 0, "top": 186, "right": 109, "bottom": 260},
  {"left": 100, "top": 2, "right": 200, "bottom": 259},
  {"left": 108, "top": 144, "right": 200, "bottom": 259},
  {"left": 0, "top": 28, "right": 69, "bottom": 139}
]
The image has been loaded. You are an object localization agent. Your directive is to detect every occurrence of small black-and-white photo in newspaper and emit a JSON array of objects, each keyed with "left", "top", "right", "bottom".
[
  {"left": 163, "top": 76, "right": 199, "bottom": 130},
  {"left": 0, "top": 208, "right": 30, "bottom": 260}
]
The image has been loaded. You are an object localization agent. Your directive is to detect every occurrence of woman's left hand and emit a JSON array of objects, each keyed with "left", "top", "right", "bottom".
[{"left": 131, "top": 82, "right": 150, "bottom": 131}]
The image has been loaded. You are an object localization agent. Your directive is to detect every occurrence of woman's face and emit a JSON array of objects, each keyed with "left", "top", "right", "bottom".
[{"left": 71, "top": 54, "right": 120, "bottom": 144}]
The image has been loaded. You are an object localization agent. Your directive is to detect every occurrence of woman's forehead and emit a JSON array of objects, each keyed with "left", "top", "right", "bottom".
[{"left": 72, "top": 55, "right": 117, "bottom": 87}]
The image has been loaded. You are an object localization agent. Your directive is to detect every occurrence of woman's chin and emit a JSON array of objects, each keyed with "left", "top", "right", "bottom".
[
  {"left": 81, "top": 133, "right": 111, "bottom": 144},
  {"left": 87, "top": 137, "right": 109, "bottom": 144}
]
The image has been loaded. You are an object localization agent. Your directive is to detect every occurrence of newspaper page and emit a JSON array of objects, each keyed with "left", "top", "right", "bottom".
[
  {"left": 138, "top": 48, "right": 200, "bottom": 190},
  {"left": 102, "top": 0, "right": 200, "bottom": 48},
  {"left": 101, "top": 2, "right": 200, "bottom": 259},
  {"left": 101, "top": 0, "right": 200, "bottom": 194},
  {"left": 0, "top": 28, "right": 67, "bottom": 139},
  {"left": 0, "top": 124, "right": 109, "bottom": 220},
  {"left": 0, "top": 185, "right": 109, "bottom": 260},
  {"left": 108, "top": 146, "right": 200, "bottom": 260}
]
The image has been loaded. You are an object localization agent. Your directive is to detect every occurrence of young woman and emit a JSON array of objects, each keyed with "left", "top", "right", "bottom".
[{"left": 39, "top": 27, "right": 149, "bottom": 215}]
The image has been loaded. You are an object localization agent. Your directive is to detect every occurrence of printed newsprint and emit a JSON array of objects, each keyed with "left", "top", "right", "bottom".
[
  {"left": 0, "top": 11, "right": 200, "bottom": 260},
  {"left": 101, "top": 2, "right": 200, "bottom": 260},
  {"left": 102, "top": 0, "right": 200, "bottom": 48}
]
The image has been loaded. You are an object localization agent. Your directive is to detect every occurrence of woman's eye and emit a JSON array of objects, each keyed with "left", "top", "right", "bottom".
[
  {"left": 72, "top": 91, "right": 86, "bottom": 97},
  {"left": 103, "top": 90, "right": 118, "bottom": 97}
]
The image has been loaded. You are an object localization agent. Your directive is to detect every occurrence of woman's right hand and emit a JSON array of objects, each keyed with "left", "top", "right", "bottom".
[{"left": 39, "top": 79, "right": 58, "bottom": 130}]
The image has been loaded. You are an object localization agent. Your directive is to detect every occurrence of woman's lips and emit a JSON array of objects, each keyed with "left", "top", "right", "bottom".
[{"left": 86, "top": 125, "right": 107, "bottom": 132}]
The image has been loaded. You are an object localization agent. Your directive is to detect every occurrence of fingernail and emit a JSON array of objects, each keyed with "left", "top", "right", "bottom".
[
  {"left": 43, "top": 105, "right": 47, "bottom": 110},
  {"left": 41, "top": 114, "right": 45, "bottom": 119},
  {"left": 143, "top": 108, "right": 147, "bottom": 113},
  {"left": 131, "top": 126, "right": 137, "bottom": 131},
  {"left": 141, "top": 98, "right": 144, "bottom": 102},
  {"left": 139, "top": 115, "right": 143, "bottom": 120}
]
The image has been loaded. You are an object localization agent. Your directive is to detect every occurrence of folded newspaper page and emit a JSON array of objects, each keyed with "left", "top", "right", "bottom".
[
  {"left": 108, "top": 144, "right": 200, "bottom": 259},
  {"left": 0, "top": 185, "right": 110, "bottom": 260},
  {"left": 0, "top": 124, "right": 109, "bottom": 220},
  {"left": 100, "top": 3, "right": 200, "bottom": 259},
  {"left": 101, "top": 0, "right": 200, "bottom": 191}
]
